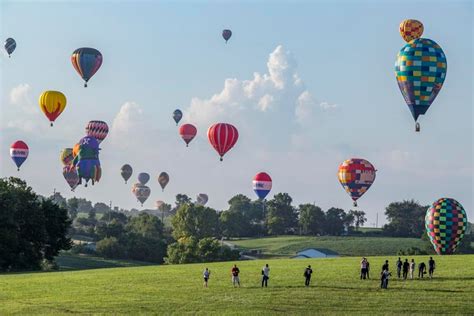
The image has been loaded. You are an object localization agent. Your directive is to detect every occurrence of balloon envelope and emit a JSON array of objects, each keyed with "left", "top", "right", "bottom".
[
  {"left": 207, "top": 123, "right": 239, "bottom": 161},
  {"left": 196, "top": 193, "right": 208, "bottom": 206},
  {"left": 399, "top": 19, "right": 424, "bottom": 42},
  {"left": 4, "top": 38, "right": 16, "bottom": 56},
  {"left": 10, "top": 141, "right": 28, "bottom": 170},
  {"left": 253, "top": 172, "right": 272, "bottom": 200},
  {"left": 158, "top": 172, "right": 169, "bottom": 190},
  {"left": 173, "top": 109, "right": 183, "bottom": 125},
  {"left": 38, "top": 91, "right": 67, "bottom": 126},
  {"left": 179, "top": 124, "right": 197, "bottom": 146},
  {"left": 121, "top": 164, "right": 133, "bottom": 183},
  {"left": 71, "top": 47, "right": 103, "bottom": 87},
  {"left": 425, "top": 198, "right": 468, "bottom": 255},
  {"left": 86, "top": 120, "right": 109, "bottom": 144},
  {"left": 63, "top": 166, "right": 80, "bottom": 191},
  {"left": 395, "top": 38, "right": 447, "bottom": 123},
  {"left": 222, "top": 29, "right": 232, "bottom": 42},
  {"left": 60, "top": 148, "right": 74, "bottom": 166},
  {"left": 338, "top": 158, "right": 376, "bottom": 206},
  {"left": 138, "top": 172, "right": 150, "bottom": 185},
  {"left": 132, "top": 183, "right": 151, "bottom": 206}
]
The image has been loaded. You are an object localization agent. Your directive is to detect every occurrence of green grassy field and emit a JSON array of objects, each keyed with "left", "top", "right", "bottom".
[
  {"left": 230, "top": 236, "right": 426, "bottom": 257},
  {"left": 0, "top": 255, "right": 472, "bottom": 315}
]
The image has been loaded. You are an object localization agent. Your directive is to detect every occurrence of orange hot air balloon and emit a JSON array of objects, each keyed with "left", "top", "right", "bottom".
[
  {"left": 399, "top": 19, "right": 424, "bottom": 42},
  {"left": 72, "top": 143, "right": 80, "bottom": 158},
  {"left": 39, "top": 91, "right": 67, "bottom": 126}
]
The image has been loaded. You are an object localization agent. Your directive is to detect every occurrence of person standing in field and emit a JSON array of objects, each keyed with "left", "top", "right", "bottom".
[
  {"left": 261, "top": 264, "right": 270, "bottom": 287},
  {"left": 396, "top": 257, "right": 402, "bottom": 278},
  {"left": 360, "top": 257, "right": 368, "bottom": 279},
  {"left": 382, "top": 260, "right": 389, "bottom": 272},
  {"left": 428, "top": 257, "right": 436, "bottom": 278},
  {"left": 418, "top": 261, "right": 426, "bottom": 278},
  {"left": 366, "top": 260, "right": 371, "bottom": 279},
  {"left": 231, "top": 264, "right": 241, "bottom": 287},
  {"left": 402, "top": 259, "right": 409, "bottom": 280},
  {"left": 380, "top": 269, "right": 391, "bottom": 289},
  {"left": 304, "top": 265, "right": 313, "bottom": 286},
  {"left": 409, "top": 259, "right": 415, "bottom": 279},
  {"left": 203, "top": 268, "right": 211, "bottom": 288}
]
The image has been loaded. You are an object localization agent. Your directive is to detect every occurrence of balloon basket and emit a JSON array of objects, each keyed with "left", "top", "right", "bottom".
[
  {"left": 415, "top": 122, "right": 420, "bottom": 132},
  {"left": 353, "top": 201, "right": 358, "bottom": 207}
]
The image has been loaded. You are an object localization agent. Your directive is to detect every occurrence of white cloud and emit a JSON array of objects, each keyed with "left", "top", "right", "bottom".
[
  {"left": 320, "top": 102, "right": 338, "bottom": 110},
  {"left": 109, "top": 102, "right": 145, "bottom": 149},
  {"left": 9, "top": 83, "right": 37, "bottom": 114}
]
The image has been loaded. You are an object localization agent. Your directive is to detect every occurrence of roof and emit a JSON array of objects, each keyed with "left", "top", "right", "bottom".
[{"left": 296, "top": 248, "right": 339, "bottom": 256}]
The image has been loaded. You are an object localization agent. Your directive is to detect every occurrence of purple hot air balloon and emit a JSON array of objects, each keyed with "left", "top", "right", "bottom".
[{"left": 222, "top": 29, "right": 232, "bottom": 43}]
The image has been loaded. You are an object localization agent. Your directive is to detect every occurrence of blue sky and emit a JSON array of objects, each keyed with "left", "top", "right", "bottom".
[{"left": 1, "top": 0, "right": 472, "bottom": 225}]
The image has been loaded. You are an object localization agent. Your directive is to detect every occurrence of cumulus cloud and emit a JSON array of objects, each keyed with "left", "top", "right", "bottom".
[
  {"left": 109, "top": 102, "right": 146, "bottom": 148},
  {"left": 9, "top": 83, "right": 37, "bottom": 114}
]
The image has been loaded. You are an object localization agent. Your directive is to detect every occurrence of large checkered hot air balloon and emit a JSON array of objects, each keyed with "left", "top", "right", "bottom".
[
  {"left": 253, "top": 172, "right": 272, "bottom": 200},
  {"left": 399, "top": 19, "right": 424, "bottom": 42},
  {"left": 85, "top": 121, "right": 109, "bottom": 144},
  {"left": 207, "top": 123, "right": 239, "bottom": 161},
  {"left": 71, "top": 47, "right": 103, "bottom": 87},
  {"left": 10, "top": 141, "right": 29, "bottom": 171},
  {"left": 338, "top": 158, "right": 376, "bottom": 207},
  {"left": 395, "top": 38, "right": 447, "bottom": 132},
  {"left": 425, "top": 198, "right": 468, "bottom": 255}
]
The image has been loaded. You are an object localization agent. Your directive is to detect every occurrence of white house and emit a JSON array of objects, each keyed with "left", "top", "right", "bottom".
[{"left": 291, "top": 248, "right": 339, "bottom": 259}]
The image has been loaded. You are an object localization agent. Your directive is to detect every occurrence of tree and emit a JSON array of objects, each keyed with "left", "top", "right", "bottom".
[
  {"left": 96, "top": 237, "right": 125, "bottom": 259},
  {"left": 266, "top": 193, "right": 298, "bottom": 235},
  {"left": 383, "top": 200, "right": 427, "bottom": 237},
  {"left": 298, "top": 204, "right": 325, "bottom": 235},
  {"left": 171, "top": 204, "right": 219, "bottom": 239},
  {"left": 219, "top": 210, "right": 248, "bottom": 237},
  {"left": 348, "top": 210, "right": 367, "bottom": 231},
  {"left": 50, "top": 192, "right": 67, "bottom": 209},
  {"left": 93, "top": 202, "right": 110, "bottom": 214},
  {"left": 175, "top": 194, "right": 191, "bottom": 208},
  {"left": 324, "top": 208, "right": 346, "bottom": 235},
  {"left": 126, "top": 213, "right": 164, "bottom": 240},
  {"left": 67, "top": 197, "right": 79, "bottom": 220},
  {"left": 165, "top": 237, "right": 239, "bottom": 264},
  {"left": 0, "top": 178, "right": 71, "bottom": 271}
]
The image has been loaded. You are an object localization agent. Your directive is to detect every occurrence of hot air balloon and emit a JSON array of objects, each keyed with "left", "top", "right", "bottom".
[
  {"left": 196, "top": 193, "right": 208, "bottom": 206},
  {"left": 39, "top": 91, "right": 67, "bottom": 126},
  {"left": 138, "top": 172, "right": 150, "bottom": 185},
  {"left": 10, "top": 141, "right": 28, "bottom": 171},
  {"left": 395, "top": 38, "right": 447, "bottom": 132},
  {"left": 72, "top": 136, "right": 101, "bottom": 187},
  {"left": 132, "top": 183, "right": 151, "bottom": 206},
  {"left": 63, "top": 166, "right": 79, "bottom": 191},
  {"left": 179, "top": 124, "right": 197, "bottom": 147},
  {"left": 158, "top": 172, "right": 169, "bottom": 191},
  {"left": 60, "top": 148, "right": 74, "bottom": 166},
  {"left": 207, "top": 123, "right": 239, "bottom": 161},
  {"left": 253, "top": 172, "right": 272, "bottom": 200},
  {"left": 338, "top": 158, "right": 376, "bottom": 207},
  {"left": 425, "top": 198, "right": 468, "bottom": 255},
  {"left": 4, "top": 38, "right": 16, "bottom": 57},
  {"left": 155, "top": 200, "right": 164, "bottom": 210},
  {"left": 399, "top": 19, "right": 424, "bottom": 42},
  {"left": 173, "top": 109, "right": 183, "bottom": 125},
  {"left": 85, "top": 120, "right": 109, "bottom": 144},
  {"left": 71, "top": 47, "right": 103, "bottom": 87},
  {"left": 121, "top": 164, "right": 133, "bottom": 183},
  {"left": 73, "top": 143, "right": 80, "bottom": 158},
  {"left": 222, "top": 29, "right": 232, "bottom": 43}
]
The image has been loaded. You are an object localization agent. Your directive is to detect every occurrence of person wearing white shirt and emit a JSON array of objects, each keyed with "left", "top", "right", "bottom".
[{"left": 261, "top": 264, "right": 270, "bottom": 287}]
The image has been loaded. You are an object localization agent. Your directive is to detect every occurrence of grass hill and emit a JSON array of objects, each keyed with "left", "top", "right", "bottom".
[
  {"left": 0, "top": 255, "right": 472, "bottom": 315},
  {"left": 230, "top": 236, "right": 426, "bottom": 257}
]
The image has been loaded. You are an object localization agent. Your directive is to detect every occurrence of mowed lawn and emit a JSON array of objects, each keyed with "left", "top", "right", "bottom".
[
  {"left": 230, "top": 235, "right": 426, "bottom": 257},
  {"left": 0, "top": 255, "right": 473, "bottom": 315}
]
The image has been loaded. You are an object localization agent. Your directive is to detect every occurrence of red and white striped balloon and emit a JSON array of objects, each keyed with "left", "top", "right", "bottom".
[{"left": 207, "top": 123, "right": 239, "bottom": 161}]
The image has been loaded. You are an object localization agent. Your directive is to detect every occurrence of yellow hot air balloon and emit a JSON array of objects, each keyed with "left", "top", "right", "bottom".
[
  {"left": 399, "top": 19, "right": 424, "bottom": 42},
  {"left": 38, "top": 91, "right": 67, "bottom": 126}
]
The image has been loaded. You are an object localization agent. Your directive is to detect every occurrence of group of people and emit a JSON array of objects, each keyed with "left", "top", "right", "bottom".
[
  {"left": 378, "top": 257, "right": 436, "bottom": 289},
  {"left": 202, "top": 264, "right": 314, "bottom": 288}
]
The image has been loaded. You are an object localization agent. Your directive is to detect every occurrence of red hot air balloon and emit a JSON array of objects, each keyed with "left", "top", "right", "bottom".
[
  {"left": 179, "top": 124, "right": 197, "bottom": 147},
  {"left": 207, "top": 123, "right": 239, "bottom": 161}
]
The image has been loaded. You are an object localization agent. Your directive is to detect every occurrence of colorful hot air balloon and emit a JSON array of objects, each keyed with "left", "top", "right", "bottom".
[
  {"left": 4, "top": 38, "right": 16, "bottom": 57},
  {"left": 72, "top": 136, "right": 101, "bottom": 187},
  {"left": 338, "top": 158, "right": 376, "bottom": 207},
  {"left": 138, "top": 172, "right": 150, "bottom": 185},
  {"left": 158, "top": 172, "right": 169, "bottom": 191},
  {"left": 173, "top": 109, "right": 183, "bottom": 125},
  {"left": 63, "top": 166, "right": 80, "bottom": 191},
  {"left": 222, "top": 29, "right": 232, "bottom": 43},
  {"left": 207, "top": 123, "right": 239, "bottom": 161},
  {"left": 425, "top": 198, "right": 468, "bottom": 255},
  {"left": 121, "top": 164, "right": 133, "bottom": 183},
  {"left": 395, "top": 38, "right": 447, "bottom": 132},
  {"left": 132, "top": 183, "right": 151, "bottom": 206},
  {"left": 196, "top": 193, "right": 208, "bottom": 206},
  {"left": 399, "top": 19, "right": 424, "bottom": 42},
  {"left": 60, "top": 148, "right": 74, "bottom": 166},
  {"left": 85, "top": 120, "right": 109, "bottom": 144},
  {"left": 179, "top": 124, "right": 197, "bottom": 147},
  {"left": 71, "top": 47, "right": 103, "bottom": 87},
  {"left": 10, "top": 141, "right": 28, "bottom": 171},
  {"left": 39, "top": 91, "right": 67, "bottom": 126},
  {"left": 253, "top": 172, "right": 272, "bottom": 200},
  {"left": 73, "top": 143, "right": 80, "bottom": 158}
]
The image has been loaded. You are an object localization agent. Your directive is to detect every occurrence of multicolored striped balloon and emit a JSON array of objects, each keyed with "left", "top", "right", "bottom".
[
  {"left": 60, "top": 148, "right": 74, "bottom": 166},
  {"left": 71, "top": 47, "right": 103, "bottom": 87},
  {"left": 338, "top": 158, "right": 376, "bottom": 207},
  {"left": 425, "top": 198, "right": 468, "bottom": 255},
  {"left": 179, "top": 124, "right": 197, "bottom": 147},
  {"left": 85, "top": 120, "right": 109, "bottom": 144},
  {"left": 10, "top": 141, "right": 29, "bottom": 171},
  {"left": 253, "top": 172, "right": 272, "bottom": 200},
  {"left": 207, "top": 123, "right": 239, "bottom": 161},
  {"left": 63, "top": 166, "right": 79, "bottom": 191}
]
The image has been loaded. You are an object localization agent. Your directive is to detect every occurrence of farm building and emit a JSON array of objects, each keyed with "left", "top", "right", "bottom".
[{"left": 291, "top": 248, "right": 339, "bottom": 259}]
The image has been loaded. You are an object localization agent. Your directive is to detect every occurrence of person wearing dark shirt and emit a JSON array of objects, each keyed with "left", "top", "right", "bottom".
[
  {"left": 428, "top": 257, "right": 436, "bottom": 278},
  {"left": 382, "top": 260, "right": 389, "bottom": 272},
  {"left": 402, "top": 259, "right": 409, "bottom": 280},
  {"left": 396, "top": 257, "right": 402, "bottom": 278},
  {"left": 366, "top": 260, "right": 370, "bottom": 279},
  {"left": 418, "top": 262, "right": 426, "bottom": 278},
  {"left": 304, "top": 265, "right": 313, "bottom": 286},
  {"left": 231, "top": 264, "right": 241, "bottom": 287}
]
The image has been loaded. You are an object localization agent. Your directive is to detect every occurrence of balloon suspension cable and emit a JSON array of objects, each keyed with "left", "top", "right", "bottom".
[{"left": 415, "top": 122, "right": 420, "bottom": 132}]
